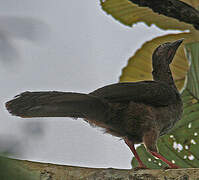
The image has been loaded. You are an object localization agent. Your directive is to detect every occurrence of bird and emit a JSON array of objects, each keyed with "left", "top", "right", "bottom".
[{"left": 5, "top": 39, "right": 184, "bottom": 169}]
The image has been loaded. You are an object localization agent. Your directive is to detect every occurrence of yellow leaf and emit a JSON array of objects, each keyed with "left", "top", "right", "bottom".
[
  {"left": 181, "top": 0, "right": 199, "bottom": 8},
  {"left": 119, "top": 33, "right": 192, "bottom": 91},
  {"left": 100, "top": 0, "right": 196, "bottom": 30}
]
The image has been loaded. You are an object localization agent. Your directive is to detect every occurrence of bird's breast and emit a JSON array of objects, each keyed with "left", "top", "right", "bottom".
[{"left": 156, "top": 101, "right": 183, "bottom": 136}]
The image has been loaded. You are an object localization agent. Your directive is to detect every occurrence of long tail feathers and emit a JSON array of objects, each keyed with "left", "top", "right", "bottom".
[{"left": 6, "top": 91, "right": 110, "bottom": 121}]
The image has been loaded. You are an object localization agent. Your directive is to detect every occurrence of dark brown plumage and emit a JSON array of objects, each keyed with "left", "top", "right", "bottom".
[{"left": 5, "top": 39, "right": 184, "bottom": 169}]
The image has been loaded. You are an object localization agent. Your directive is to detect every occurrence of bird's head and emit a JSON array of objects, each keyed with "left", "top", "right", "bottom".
[{"left": 152, "top": 39, "right": 184, "bottom": 70}]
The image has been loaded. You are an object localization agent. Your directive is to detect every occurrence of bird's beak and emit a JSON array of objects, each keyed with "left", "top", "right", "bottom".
[
  {"left": 167, "top": 39, "right": 184, "bottom": 64},
  {"left": 170, "top": 39, "right": 184, "bottom": 50}
]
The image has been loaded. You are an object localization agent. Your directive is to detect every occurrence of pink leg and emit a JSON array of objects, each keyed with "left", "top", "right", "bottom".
[
  {"left": 149, "top": 151, "right": 179, "bottom": 169},
  {"left": 124, "top": 138, "right": 147, "bottom": 168}
]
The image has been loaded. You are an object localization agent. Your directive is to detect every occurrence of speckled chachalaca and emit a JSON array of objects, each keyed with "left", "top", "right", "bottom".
[{"left": 6, "top": 39, "right": 184, "bottom": 169}]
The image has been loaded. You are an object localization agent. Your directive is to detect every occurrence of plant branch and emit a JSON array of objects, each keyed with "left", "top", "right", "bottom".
[{"left": 1, "top": 156, "right": 199, "bottom": 179}]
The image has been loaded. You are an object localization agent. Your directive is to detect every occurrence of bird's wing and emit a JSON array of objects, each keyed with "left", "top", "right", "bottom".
[{"left": 90, "top": 81, "right": 179, "bottom": 106}]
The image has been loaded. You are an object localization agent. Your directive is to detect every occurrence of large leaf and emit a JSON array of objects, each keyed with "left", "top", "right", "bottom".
[
  {"left": 131, "top": 42, "right": 199, "bottom": 168},
  {"left": 100, "top": 0, "right": 198, "bottom": 30},
  {"left": 120, "top": 33, "right": 192, "bottom": 91}
]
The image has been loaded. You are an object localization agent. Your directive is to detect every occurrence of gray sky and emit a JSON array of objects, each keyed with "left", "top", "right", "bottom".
[{"left": 0, "top": 0, "right": 180, "bottom": 169}]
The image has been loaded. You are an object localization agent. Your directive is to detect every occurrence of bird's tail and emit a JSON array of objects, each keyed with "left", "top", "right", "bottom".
[{"left": 6, "top": 91, "right": 110, "bottom": 122}]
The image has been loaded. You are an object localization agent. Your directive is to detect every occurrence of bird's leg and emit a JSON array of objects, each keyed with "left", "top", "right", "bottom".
[
  {"left": 149, "top": 151, "right": 179, "bottom": 169},
  {"left": 143, "top": 129, "right": 179, "bottom": 169},
  {"left": 124, "top": 138, "right": 147, "bottom": 168}
]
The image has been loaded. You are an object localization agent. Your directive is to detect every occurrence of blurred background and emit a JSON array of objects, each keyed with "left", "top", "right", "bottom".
[{"left": 0, "top": 0, "right": 180, "bottom": 169}]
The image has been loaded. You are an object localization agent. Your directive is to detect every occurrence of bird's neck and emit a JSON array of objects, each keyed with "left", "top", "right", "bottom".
[{"left": 152, "top": 65, "right": 176, "bottom": 88}]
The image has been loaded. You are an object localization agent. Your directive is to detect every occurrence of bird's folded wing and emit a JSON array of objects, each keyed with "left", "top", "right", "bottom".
[{"left": 90, "top": 81, "right": 179, "bottom": 106}]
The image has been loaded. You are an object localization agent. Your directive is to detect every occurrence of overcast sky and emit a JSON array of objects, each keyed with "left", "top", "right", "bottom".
[{"left": 0, "top": 0, "right": 180, "bottom": 169}]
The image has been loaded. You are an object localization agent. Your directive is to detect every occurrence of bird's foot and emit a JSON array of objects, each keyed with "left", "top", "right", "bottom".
[
  {"left": 133, "top": 166, "right": 149, "bottom": 171},
  {"left": 169, "top": 164, "right": 179, "bottom": 169},
  {"left": 163, "top": 164, "right": 179, "bottom": 169}
]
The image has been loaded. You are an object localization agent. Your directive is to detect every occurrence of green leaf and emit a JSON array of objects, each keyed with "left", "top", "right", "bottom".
[
  {"left": 185, "top": 43, "right": 199, "bottom": 98},
  {"left": 0, "top": 156, "right": 35, "bottom": 180},
  {"left": 132, "top": 42, "right": 199, "bottom": 168}
]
